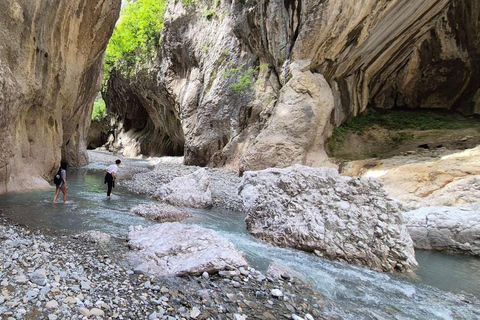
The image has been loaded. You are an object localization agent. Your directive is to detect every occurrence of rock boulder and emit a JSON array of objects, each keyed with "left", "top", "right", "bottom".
[
  {"left": 404, "top": 205, "right": 480, "bottom": 256},
  {"left": 239, "top": 165, "right": 417, "bottom": 272},
  {"left": 127, "top": 223, "right": 248, "bottom": 276},
  {"left": 154, "top": 169, "right": 213, "bottom": 208}
]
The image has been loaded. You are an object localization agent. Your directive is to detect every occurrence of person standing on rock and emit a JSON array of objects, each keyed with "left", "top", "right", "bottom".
[
  {"left": 53, "top": 162, "right": 68, "bottom": 203},
  {"left": 105, "top": 159, "right": 121, "bottom": 198}
]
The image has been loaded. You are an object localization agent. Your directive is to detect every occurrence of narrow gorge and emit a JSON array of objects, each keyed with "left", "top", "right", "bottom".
[{"left": 1, "top": 0, "right": 480, "bottom": 319}]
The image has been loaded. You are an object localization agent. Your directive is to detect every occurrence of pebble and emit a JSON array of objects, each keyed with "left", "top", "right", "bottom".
[
  {"left": 45, "top": 300, "right": 59, "bottom": 309},
  {"left": 202, "top": 272, "right": 209, "bottom": 280},
  {"left": 78, "top": 307, "right": 90, "bottom": 317},
  {"left": 271, "top": 289, "right": 283, "bottom": 298},
  {"left": 292, "top": 314, "right": 304, "bottom": 320},
  {"left": 190, "top": 306, "right": 201, "bottom": 318},
  {"left": 90, "top": 308, "right": 105, "bottom": 316}
]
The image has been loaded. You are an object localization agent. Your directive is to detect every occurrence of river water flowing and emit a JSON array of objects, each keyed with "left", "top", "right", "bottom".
[{"left": 0, "top": 166, "right": 479, "bottom": 319}]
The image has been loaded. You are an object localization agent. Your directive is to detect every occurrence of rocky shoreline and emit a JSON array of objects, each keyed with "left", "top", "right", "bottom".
[{"left": 0, "top": 217, "right": 331, "bottom": 320}]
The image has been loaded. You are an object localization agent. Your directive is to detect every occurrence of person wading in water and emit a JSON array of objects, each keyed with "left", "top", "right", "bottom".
[
  {"left": 53, "top": 162, "right": 68, "bottom": 203},
  {"left": 105, "top": 159, "right": 121, "bottom": 198}
]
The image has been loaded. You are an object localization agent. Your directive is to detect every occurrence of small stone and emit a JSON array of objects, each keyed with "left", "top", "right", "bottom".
[
  {"left": 48, "top": 315, "right": 58, "bottom": 320},
  {"left": 305, "top": 314, "right": 314, "bottom": 320},
  {"left": 149, "top": 312, "right": 159, "bottom": 320},
  {"left": 202, "top": 272, "right": 209, "bottom": 280},
  {"left": 292, "top": 315, "right": 304, "bottom": 320},
  {"left": 80, "top": 281, "right": 91, "bottom": 290},
  {"left": 271, "top": 289, "right": 283, "bottom": 298},
  {"left": 14, "top": 275, "right": 28, "bottom": 284},
  {"left": 190, "top": 307, "right": 201, "bottom": 319},
  {"left": 90, "top": 308, "right": 104, "bottom": 316},
  {"left": 78, "top": 307, "right": 90, "bottom": 317},
  {"left": 234, "top": 314, "right": 247, "bottom": 320},
  {"left": 63, "top": 297, "right": 76, "bottom": 304},
  {"left": 0, "top": 295, "right": 4, "bottom": 304},
  {"left": 46, "top": 300, "right": 59, "bottom": 309}
]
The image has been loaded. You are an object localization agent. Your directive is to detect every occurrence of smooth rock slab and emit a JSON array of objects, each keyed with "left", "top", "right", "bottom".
[
  {"left": 239, "top": 165, "right": 417, "bottom": 272},
  {"left": 404, "top": 204, "right": 480, "bottom": 255},
  {"left": 130, "top": 203, "right": 192, "bottom": 222},
  {"left": 128, "top": 223, "right": 248, "bottom": 276},
  {"left": 154, "top": 169, "right": 213, "bottom": 208}
]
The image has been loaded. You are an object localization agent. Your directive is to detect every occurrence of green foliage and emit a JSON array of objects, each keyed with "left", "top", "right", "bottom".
[
  {"left": 224, "top": 63, "right": 270, "bottom": 94},
  {"left": 182, "top": 0, "right": 195, "bottom": 6},
  {"left": 104, "top": 0, "right": 166, "bottom": 77},
  {"left": 92, "top": 95, "right": 106, "bottom": 121}
]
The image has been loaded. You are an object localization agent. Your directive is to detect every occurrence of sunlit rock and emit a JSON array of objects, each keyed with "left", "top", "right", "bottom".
[
  {"left": 128, "top": 223, "right": 248, "bottom": 276},
  {"left": 239, "top": 165, "right": 418, "bottom": 272}
]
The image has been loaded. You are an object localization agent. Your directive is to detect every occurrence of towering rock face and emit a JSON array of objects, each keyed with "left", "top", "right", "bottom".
[
  {"left": 104, "top": 0, "right": 480, "bottom": 171},
  {"left": 0, "top": 0, "right": 120, "bottom": 193}
]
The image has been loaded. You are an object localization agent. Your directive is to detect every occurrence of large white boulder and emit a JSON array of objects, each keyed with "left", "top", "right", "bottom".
[
  {"left": 154, "top": 168, "right": 213, "bottom": 208},
  {"left": 239, "top": 165, "right": 417, "bottom": 272},
  {"left": 404, "top": 205, "right": 480, "bottom": 256},
  {"left": 127, "top": 223, "right": 248, "bottom": 276}
]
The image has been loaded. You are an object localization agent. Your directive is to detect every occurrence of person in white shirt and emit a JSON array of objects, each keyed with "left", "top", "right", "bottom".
[{"left": 104, "top": 159, "right": 121, "bottom": 198}]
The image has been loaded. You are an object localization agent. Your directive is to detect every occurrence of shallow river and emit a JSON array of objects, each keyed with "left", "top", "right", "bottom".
[{"left": 0, "top": 166, "right": 479, "bottom": 319}]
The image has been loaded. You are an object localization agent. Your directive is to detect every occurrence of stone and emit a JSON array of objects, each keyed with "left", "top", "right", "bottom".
[
  {"left": 291, "top": 315, "right": 304, "bottom": 320},
  {"left": 128, "top": 223, "right": 248, "bottom": 276},
  {"left": 130, "top": 203, "right": 192, "bottom": 222},
  {"left": 154, "top": 169, "right": 213, "bottom": 208},
  {"left": 202, "top": 272, "right": 209, "bottom": 280},
  {"left": 45, "top": 300, "right": 59, "bottom": 309},
  {"left": 79, "top": 231, "right": 111, "bottom": 246},
  {"left": 271, "top": 289, "right": 283, "bottom": 298},
  {"left": 266, "top": 262, "right": 305, "bottom": 283},
  {"left": 0, "top": 0, "right": 121, "bottom": 193},
  {"left": 404, "top": 204, "right": 480, "bottom": 255},
  {"left": 190, "top": 307, "right": 201, "bottom": 319},
  {"left": 239, "top": 165, "right": 417, "bottom": 272},
  {"left": 90, "top": 308, "right": 105, "bottom": 317},
  {"left": 78, "top": 307, "right": 90, "bottom": 317},
  {"left": 14, "top": 275, "right": 28, "bottom": 284},
  {"left": 29, "top": 272, "right": 47, "bottom": 286}
]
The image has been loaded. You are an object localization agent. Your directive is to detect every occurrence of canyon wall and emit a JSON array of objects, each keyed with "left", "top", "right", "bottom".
[
  {"left": 0, "top": 0, "right": 120, "bottom": 193},
  {"left": 103, "top": 0, "right": 480, "bottom": 171}
]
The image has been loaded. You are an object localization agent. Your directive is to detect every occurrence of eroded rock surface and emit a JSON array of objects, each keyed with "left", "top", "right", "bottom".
[
  {"left": 342, "top": 147, "right": 480, "bottom": 209},
  {"left": 154, "top": 168, "right": 213, "bottom": 208},
  {"left": 0, "top": 0, "right": 120, "bottom": 193},
  {"left": 239, "top": 165, "right": 417, "bottom": 272},
  {"left": 130, "top": 203, "right": 191, "bottom": 222},
  {"left": 128, "top": 223, "right": 248, "bottom": 276},
  {"left": 103, "top": 0, "right": 479, "bottom": 172},
  {"left": 404, "top": 205, "right": 480, "bottom": 256}
]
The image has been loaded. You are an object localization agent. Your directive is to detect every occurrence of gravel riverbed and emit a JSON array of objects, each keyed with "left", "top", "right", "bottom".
[{"left": 0, "top": 216, "right": 330, "bottom": 320}]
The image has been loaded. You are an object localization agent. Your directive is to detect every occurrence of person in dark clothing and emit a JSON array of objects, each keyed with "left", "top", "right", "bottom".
[
  {"left": 105, "top": 159, "right": 121, "bottom": 198},
  {"left": 53, "top": 162, "right": 68, "bottom": 203}
]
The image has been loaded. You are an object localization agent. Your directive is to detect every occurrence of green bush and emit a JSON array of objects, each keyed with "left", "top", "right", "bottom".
[
  {"left": 104, "top": 0, "right": 166, "bottom": 77},
  {"left": 92, "top": 96, "right": 106, "bottom": 121}
]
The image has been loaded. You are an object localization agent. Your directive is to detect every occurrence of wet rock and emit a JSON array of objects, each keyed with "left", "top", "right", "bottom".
[
  {"left": 404, "top": 204, "right": 480, "bottom": 255},
  {"left": 128, "top": 223, "right": 248, "bottom": 276},
  {"left": 190, "top": 306, "right": 201, "bottom": 318},
  {"left": 130, "top": 203, "right": 192, "bottom": 222},
  {"left": 154, "top": 169, "right": 213, "bottom": 208},
  {"left": 240, "top": 165, "right": 417, "bottom": 272},
  {"left": 267, "top": 262, "right": 305, "bottom": 283}
]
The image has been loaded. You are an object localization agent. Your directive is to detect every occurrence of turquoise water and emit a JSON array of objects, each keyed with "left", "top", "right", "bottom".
[{"left": 0, "top": 166, "right": 479, "bottom": 319}]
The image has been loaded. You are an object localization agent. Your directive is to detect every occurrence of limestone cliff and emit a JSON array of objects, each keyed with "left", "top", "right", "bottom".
[
  {"left": 103, "top": 0, "right": 480, "bottom": 172},
  {"left": 0, "top": 0, "right": 120, "bottom": 193}
]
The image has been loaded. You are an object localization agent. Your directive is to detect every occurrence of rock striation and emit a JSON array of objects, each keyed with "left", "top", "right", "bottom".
[
  {"left": 154, "top": 168, "right": 213, "bottom": 208},
  {"left": 127, "top": 223, "right": 248, "bottom": 276},
  {"left": 404, "top": 205, "right": 480, "bottom": 256},
  {"left": 239, "top": 165, "right": 417, "bottom": 272},
  {"left": 102, "top": 0, "right": 480, "bottom": 172},
  {"left": 0, "top": 0, "right": 120, "bottom": 193}
]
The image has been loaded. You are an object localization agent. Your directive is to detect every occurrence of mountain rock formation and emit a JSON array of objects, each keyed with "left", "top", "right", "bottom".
[
  {"left": 0, "top": 0, "right": 120, "bottom": 193},
  {"left": 102, "top": 0, "right": 480, "bottom": 172}
]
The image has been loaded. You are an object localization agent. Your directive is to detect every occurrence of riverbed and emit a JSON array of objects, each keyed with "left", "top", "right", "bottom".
[{"left": 0, "top": 164, "right": 479, "bottom": 319}]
